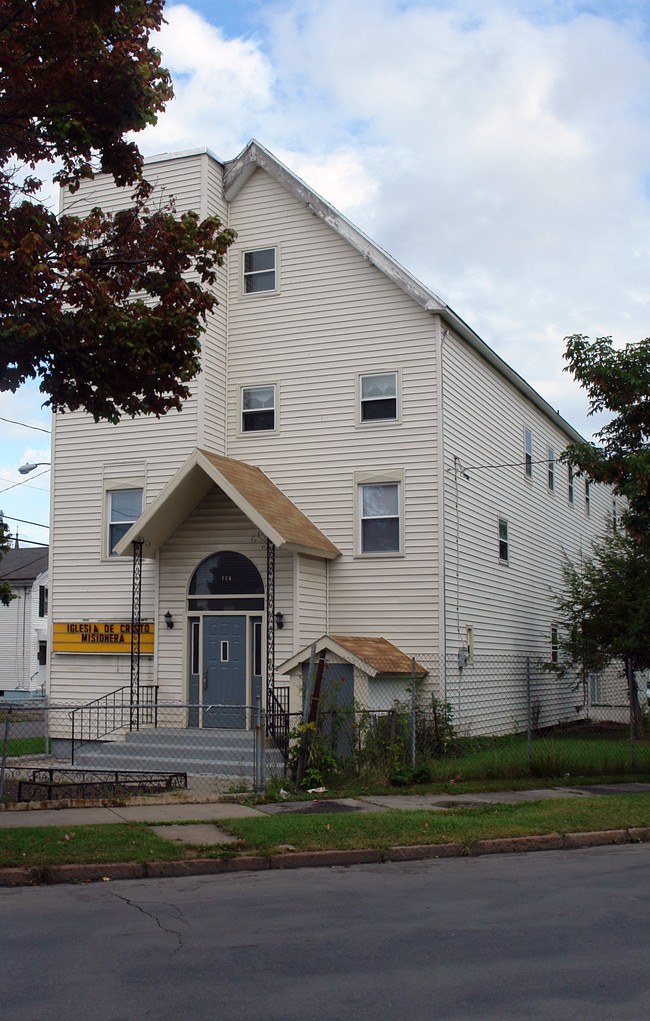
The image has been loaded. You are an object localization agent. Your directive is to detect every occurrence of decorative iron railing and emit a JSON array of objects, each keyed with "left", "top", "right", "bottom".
[{"left": 267, "top": 686, "right": 290, "bottom": 759}]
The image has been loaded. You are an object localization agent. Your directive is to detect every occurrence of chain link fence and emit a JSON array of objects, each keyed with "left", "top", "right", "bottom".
[{"left": 1, "top": 653, "right": 647, "bottom": 802}]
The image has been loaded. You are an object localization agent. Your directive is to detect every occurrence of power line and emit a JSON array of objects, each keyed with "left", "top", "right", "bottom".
[
  {"left": 0, "top": 474, "right": 49, "bottom": 493},
  {"left": 0, "top": 469, "right": 50, "bottom": 495},
  {"left": 461, "top": 456, "right": 559, "bottom": 473},
  {"left": 5, "top": 537, "right": 49, "bottom": 548},
  {"left": 1, "top": 514, "right": 49, "bottom": 530},
  {"left": 0, "top": 415, "right": 50, "bottom": 434}
]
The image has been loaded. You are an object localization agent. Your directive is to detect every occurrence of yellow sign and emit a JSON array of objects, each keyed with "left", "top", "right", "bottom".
[{"left": 53, "top": 622, "right": 155, "bottom": 655}]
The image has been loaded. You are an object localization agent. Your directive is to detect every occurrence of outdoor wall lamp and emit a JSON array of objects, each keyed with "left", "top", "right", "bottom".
[
  {"left": 275, "top": 611, "right": 284, "bottom": 630},
  {"left": 164, "top": 610, "right": 174, "bottom": 630}
]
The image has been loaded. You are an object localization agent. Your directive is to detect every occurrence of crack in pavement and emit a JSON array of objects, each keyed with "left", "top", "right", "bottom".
[{"left": 109, "top": 892, "right": 187, "bottom": 958}]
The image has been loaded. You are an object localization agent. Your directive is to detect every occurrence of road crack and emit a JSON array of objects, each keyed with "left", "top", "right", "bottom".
[{"left": 109, "top": 892, "right": 187, "bottom": 958}]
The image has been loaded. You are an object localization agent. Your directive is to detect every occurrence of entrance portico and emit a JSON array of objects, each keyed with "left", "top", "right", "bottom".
[{"left": 116, "top": 449, "right": 340, "bottom": 723}]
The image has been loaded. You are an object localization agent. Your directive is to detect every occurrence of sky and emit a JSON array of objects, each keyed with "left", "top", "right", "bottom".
[{"left": 3, "top": 0, "right": 650, "bottom": 548}]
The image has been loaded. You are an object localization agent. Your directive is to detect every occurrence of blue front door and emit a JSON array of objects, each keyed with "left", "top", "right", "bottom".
[{"left": 202, "top": 616, "right": 246, "bottom": 728}]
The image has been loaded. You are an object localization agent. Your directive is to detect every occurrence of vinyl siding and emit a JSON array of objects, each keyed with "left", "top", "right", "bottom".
[
  {"left": 440, "top": 323, "right": 610, "bottom": 661},
  {"left": 51, "top": 154, "right": 216, "bottom": 702},
  {"left": 226, "top": 169, "right": 442, "bottom": 656}
]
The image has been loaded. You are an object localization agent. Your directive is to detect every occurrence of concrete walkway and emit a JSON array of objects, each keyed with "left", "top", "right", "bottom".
[{"left": 2, "top": 781, "right": 650, "bottom": 831}]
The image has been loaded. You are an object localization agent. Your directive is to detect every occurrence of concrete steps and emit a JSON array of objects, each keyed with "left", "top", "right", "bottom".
[{"left": 72, "top": 727, "right": 285, "bottom": 778}]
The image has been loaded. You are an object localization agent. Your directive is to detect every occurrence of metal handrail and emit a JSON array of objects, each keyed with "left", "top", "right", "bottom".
[{"left": 70, "top": 685, "right": 159, "bottom": 764}]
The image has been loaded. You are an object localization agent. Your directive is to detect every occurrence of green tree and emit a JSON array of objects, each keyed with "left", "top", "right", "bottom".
[
  {"left": 560, "top": 334, "right": 650, "bottom": 734},
  {"left": 563, "top": 334, "right": 650, "bottom": 537},
  {"left": 0, "top": 0, "right": 236, "bottom": 423}
]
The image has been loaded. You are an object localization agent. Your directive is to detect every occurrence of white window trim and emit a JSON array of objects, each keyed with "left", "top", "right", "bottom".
[
  {"left": 239, "top": 244, "right": 280, "bottom": 297},
  {"left": 102, "top": 478, "right": 145, "bottom": 561},
  {"left": 354, "top": 469, "right": 404, "bottom": 558},
  {"left": 357, "top": 370, "right": 401, "bottom": 426},
  {"left": 238, "top": 383, "right": 278, "bottom": 436}
]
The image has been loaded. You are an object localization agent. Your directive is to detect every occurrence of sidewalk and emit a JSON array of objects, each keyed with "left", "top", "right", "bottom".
[
  {"left": 2, "top": 780, "right": 650, "bottom": 828},
  {"left": 2, "top": 783, "right": 650, "bottom": 886}
]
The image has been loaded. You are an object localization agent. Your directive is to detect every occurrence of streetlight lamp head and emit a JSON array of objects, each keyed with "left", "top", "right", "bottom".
[{"left": 18, "top": 462, "right": 50, "bottom": 475}]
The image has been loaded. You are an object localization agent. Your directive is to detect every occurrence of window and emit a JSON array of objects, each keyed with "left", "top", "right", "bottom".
[
  {"left": 241, "top": 385, "right": 276, "bottom": 432},
  {"left": 107, "top": 488, "right": 142, "bottom": 556},
  {"left": 243, "top": 247, "right": 276, "bottom": 293},
  {"left": 524, "top": 429, "right": 532, "bottom": 477},
  {"left": 498, "top": 518, "right": 508, "bottom": 562},
  {"left": 359, "top": 372, "right": 398, "bottom": 422},
  {"left": 585, "top": 479, "right": 590, "bottom": 516},
  {"left": 612, "top": 498, "right": 618, "bottom": 531},
  {"left": 360, "top": 482, "right": 401, "bottom": 554},
  {"left": 568, "top": 464, "right": 574, "bottom": 504},
  {"left": 547, "top": 447, "right": 554, "bottom": 490},
  {"left": 551, "top": 625, "right": 559, "bottom": 664},
  {"left": 38, "top": 585, "right": 48, "bottom": 617},
  {"left": 38, "top": 641, "right": 47, "bottom": 666}
]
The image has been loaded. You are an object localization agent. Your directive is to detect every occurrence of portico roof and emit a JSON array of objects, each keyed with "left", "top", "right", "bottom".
[
  {"left": 279, "top": 635, "right": 428, "bottom": 678},
  {"left": 115, "top": 448, "right": 340, "bottom": 560}
]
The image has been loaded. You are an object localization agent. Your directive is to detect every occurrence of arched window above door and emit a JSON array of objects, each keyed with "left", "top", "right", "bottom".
[{"left": 188, "top": 551, "right": 264, "bottom": 611}]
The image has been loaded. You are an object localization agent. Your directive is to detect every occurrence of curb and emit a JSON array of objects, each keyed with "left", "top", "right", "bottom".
[
  {"left": 2, "top": 827, "right": 650, "bottom": 887},
  {"left": 0, "top": 793, "right": 246, "bottom": 813}
]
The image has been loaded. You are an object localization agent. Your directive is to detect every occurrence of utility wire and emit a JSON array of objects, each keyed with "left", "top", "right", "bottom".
[
  {"left": 0, "top": 469, "right": 50, "bottom": 495},
  {"left": 1, "top": 514, "right": 49, "bottom": 530},
  {"left": 0, "top": 474, "right": 49, "bottom": 493},
  {"left": 0, "top": 415, "right": 50, "bottom": 434}
]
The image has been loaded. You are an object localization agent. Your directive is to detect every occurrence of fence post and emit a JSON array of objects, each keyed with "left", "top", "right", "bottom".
[
  {"left": 254, "top": 695, "right": 265, "bottom": 794},
  {"left": 410, "top": 657, "right": 416, "bottom": 769},
  {"left": 526, "top": 657, "right": 532, "bottom": 774},
  {"left": 0, "top": 705, "right": 12, "bottom": 803},
  {"left": 626, "top": 657, "right": 636, "bottom": 771}
]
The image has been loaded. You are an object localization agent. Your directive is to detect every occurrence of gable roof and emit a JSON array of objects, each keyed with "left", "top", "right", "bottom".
[
  {"left": 223, "top": 139, "right": 584, "bottom": 445},
  {"left": 0, "top": 547, "right": 49, "bottom": 586},
  {"left": 115, "top": 449, "right": 340, "bottom": 560},
  {"left": 279, "top": 634, "right": 428, "bottom": 678}
]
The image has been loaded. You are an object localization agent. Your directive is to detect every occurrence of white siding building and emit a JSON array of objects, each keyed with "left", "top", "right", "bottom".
[
  {"left": 0, "top": 547, "right": 48, "bottom": 697},
  {"left": 48, "top": 142, "right": 611, "bottom": 734}
]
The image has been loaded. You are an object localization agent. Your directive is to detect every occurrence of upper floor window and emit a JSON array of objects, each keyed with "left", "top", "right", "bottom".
[
  {"left": 585, "top": 479, "right": 591, "bottom": 516},
  {"left": 359, "top": 372, "right": 398, "bottom": 422},
  {"left": 568, "top": 464, "right": 574, "bottom": 504},
  {"left": 243, "top": 248, "right": 276, "bottom": 293},
  {"left": 108, "top": 488, "right": 142, "bottom": 556},
  {"left": 498, "top": 518, "right": 509, "bottom": 563},
  {"left": 241, "top": 385, "right": 276, "bottom": 432},
  {"left": 524, "top": 429, "right": 532, "bottom": 477},
  {"left": 38, "top": 585, "right": 48, "bottom": 617},
  {"left": 547, "top": 447, "right": 554, "bottom": 490},
  {"left": 551, "top": 625, "right": 559, "bottom": 664},
  {"left": 612, "top": 498, "right": 618, "bottom": 531},
  {"left": 360, "top": 482, "right": 401, "bottom": 554}
]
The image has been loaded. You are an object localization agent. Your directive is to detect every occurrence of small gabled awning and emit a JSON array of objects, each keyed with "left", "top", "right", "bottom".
[
  {"left": 279, "top": 635, "right": 428, "bottom": 678},
  {"left": 115, "top": 448, "right": 340, "bottom": 560}
]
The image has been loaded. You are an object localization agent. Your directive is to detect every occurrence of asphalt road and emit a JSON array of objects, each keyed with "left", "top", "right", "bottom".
[{"left": 2, "top": 844, "right": 650, "bottom": 1020}]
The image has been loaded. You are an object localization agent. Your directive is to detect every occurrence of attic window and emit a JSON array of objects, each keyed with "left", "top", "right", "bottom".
[{"left": 243, "top": 248, "right": 276, "bottom": 293}]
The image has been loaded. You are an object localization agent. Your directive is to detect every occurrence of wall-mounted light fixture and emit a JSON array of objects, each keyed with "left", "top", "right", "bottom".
[
  {"left": 275, "top": 611, "right": 284, "bottom": 630},
  {"left": 164, "top": 610, "right": 174, "bottom": 630}
]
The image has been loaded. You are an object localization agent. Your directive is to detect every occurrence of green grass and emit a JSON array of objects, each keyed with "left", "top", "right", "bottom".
[
  {"left": 222, "top": 794, "right": 650, "bottom": 853},
  {"left": 2, "top": 794, "right": 650, "bottom": 869},
  {"left": 3, "top": 737, "right": 49, "bottom": 757},
  {"left": 0, "top": 822, "right": 231, "bottom": 869}
]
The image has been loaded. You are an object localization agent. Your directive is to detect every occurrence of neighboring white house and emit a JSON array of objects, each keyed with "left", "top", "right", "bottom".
[
  {"left": 0, "top": 547, "right": 49, "bottom": 698},
  {"left": 47, "top": 141, "right": 613, "bottom": 734}
]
